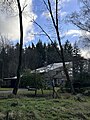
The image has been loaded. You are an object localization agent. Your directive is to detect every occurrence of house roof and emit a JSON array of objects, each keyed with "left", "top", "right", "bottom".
[
  {"left": 3, "top": 75, "right": 23, "bottom": 81},
  {"left": 31, "top": 62, "right": 72, "bottom": 74},
  {"left": 3, "top": 76, "right": 17, "bottom": 80}
]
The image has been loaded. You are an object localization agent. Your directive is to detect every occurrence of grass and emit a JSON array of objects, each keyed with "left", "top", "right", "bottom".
[
  {"left": 0, "top": 88, "right": 12, "bottom": 91},
  {"left": 0, "top": 90, "right": 90, "bottom": 120}
]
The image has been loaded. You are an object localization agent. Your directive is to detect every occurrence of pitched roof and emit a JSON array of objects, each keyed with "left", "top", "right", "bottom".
[{"left": 31, "top": 62, "right": 72, "bottom": 73}]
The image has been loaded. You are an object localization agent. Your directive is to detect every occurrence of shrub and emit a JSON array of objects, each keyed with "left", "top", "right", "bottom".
[
  {"left": 20, "top": 71, "right": 45, "bottom": 90},
  {"left": 84, "top": 90, "right": 90, "bottom": 96}
]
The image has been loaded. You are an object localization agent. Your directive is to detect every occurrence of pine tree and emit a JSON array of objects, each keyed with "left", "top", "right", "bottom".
[
  {"left": 73, "top": 41, "right": 84, "bottom": 84},
  {"left": 64, "top": 40, "right": 73, "bottom": 62}
]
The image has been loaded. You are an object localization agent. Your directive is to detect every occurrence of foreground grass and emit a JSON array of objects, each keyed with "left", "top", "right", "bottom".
[{"left": 0, "top": 93, "right": 90, "bottom": 120}]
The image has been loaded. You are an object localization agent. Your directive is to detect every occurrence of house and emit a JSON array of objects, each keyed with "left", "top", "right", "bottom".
[
  {"left": 31, "top": 62, "right": 73, "bottom": 87},
  {"left": 2, "top": 62, "right": 72, "bottom": 88},
  {"left": 2, "top": 74, "right": 24, "bottom": 88},
  {"left": 2, "top": 76, "right": 17, "bottom": 88}
]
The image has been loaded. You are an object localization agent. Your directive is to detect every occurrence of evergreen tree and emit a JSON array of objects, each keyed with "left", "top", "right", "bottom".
[
  {"left": 36, "top": 40, "right": 45, "bottom": 68},
  {"left": 7, "top": 45, "right": 17, "bottom": 77},
  {"left": 73, "top": 41, "right": 84, "bottom": 84},
  {"left": 47, "top": 41, "right": 60, "bottom": 64},
  {"left": 0, "top": 47, "right": 9, "bottom": 78},
  {"left": 64, "top": 40, "right": 73, "bottom": 62}
]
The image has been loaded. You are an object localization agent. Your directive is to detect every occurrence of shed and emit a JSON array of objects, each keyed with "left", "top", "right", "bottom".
[{"left": 2, "top": 76, "right": 17, "bottom": 88}]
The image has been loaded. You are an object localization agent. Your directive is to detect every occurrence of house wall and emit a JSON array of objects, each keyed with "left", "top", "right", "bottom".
[
  {"left": 2, "top": 78, "right": 16, "bottom": 88},
  {"left": 42, "top": 63, "right": 73, "bottom": 87}
]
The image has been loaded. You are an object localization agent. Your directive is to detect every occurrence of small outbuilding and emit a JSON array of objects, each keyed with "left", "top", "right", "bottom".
[{"left": 2, "top": 76, "right": 17, "bottom": 88}]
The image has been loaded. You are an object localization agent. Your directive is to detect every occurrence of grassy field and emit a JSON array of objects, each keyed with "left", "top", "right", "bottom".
[
  {"left": 0, "top": 90, "right": 90, "bottom": 120},
  {"left": 0, "top": 88, "right": 12, "bottom": 91}
]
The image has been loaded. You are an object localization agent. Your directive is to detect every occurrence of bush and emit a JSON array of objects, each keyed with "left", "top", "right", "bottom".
[
  {"left": 20, "top": 71, "right": 45, "bottom": 90},
  {"left": 65, "top": 72, "right": 90, "bottom": 92},
  {"left": 84, "top": 90, "right": 90, "bottom": 96},
  {"left": 73, "top": 72, "right": 90, "bottom": 88}
]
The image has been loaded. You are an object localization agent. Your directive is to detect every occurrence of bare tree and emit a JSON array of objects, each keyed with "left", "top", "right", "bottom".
[
  {"left": 34, "top": 0, "right": 75, "bottom": 94},
  {"left": 1, "top": 0, "right": 25, "bottom": 95},
  {"left": 0, "top": 34, "right": 12, "bottom": 51},
  {"left": 67, "top": 0, "right": 90, "bottom": 45},
  {"left": 12, "top": 0, "right": 23, "bottom": 95}
]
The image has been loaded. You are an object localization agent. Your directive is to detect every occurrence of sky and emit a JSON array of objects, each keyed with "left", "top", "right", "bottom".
[
  {"left": 32, "top": 0, "right": 81, "bottom": 45},
  {"left": 0, "top": 0, "right": 37, "bottom": 44},
  {"left": 0, "top": 0, "right": 80, "bottom": 43},
  {"left": 0, "top": 0, "right": 89, "bottom": 57}
]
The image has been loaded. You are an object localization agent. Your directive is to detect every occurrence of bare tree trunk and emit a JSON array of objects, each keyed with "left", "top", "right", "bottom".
[
  {"left": 13, "top": 0, "right": 23, "bottom": 95},
  {"left": 41, "top": 88, "right": 43, "bottom": 95},
  {"left": 52, "top": 85, "right": 55, "bottom": 98},
  {"left": 48, "top": 0, "right": 75, "bottom": 94},
  {"left": 56, "top": 27, "right": 75, "bottom": 94},
  {"left": 35, "top": 89, "right": 37, "bottom": 96}
]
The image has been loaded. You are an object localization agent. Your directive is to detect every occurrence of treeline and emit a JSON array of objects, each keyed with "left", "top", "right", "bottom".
[{"left": 0, "top": 39, "right": 89, "bottom": 81}]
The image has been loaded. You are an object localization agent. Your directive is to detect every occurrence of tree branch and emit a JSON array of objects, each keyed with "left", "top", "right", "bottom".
[
  {"left": 33, "top": 20, "right": 61, "bottom": 57},
  {"left": 56, "top": 0, "right": 58, "bottom": 28},
  {"left": 48, "top": 0, "right": 56, "bottom": 28},
  {"left": 22, "top": 4, "right": 27, "bottom": 12},
  {"left": 43, "top": 0, "right": 49, "bottom": 11}
]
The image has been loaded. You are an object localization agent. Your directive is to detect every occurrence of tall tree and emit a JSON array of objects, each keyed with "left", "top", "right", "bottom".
[
  {"left": 34, "top": 0, "right": 75, "bottom": 93},
  {"left": 0, "top": 47, "right": 8, "bottom": 78},
  {"left": 64, "top": 40, "right": 73, "bottom": 62},
  {"left": 72, "top": 42, "right": 84, "bottom": 84},
  {"left": 24, "top": 44, "right": 37, "bottom": 70},
  {"left": 0, "top": 35, "right": 11, "bottom": 78},
  {"left": 7, "top": 45, "right": 17, "bottom": 77},
  {"left": 12, "top": 0, "right": 23, "bottom": 95},
  {"left": 47, "top": 41, "right": 60, "bottom": 64},
  {"left": 36, "top": 40, "right": 46, "bottom": 67},
  {"left": 1, "top": 0, "right": 24, "bottom": 94}
]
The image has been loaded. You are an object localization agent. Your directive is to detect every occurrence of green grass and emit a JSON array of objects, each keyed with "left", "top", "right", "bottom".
[
  {"left": 0, "top": 92, "right": 90, "bottom": 120},
  {"left": 18, "top": 89, "right": 53, "bottom": 96},
  {"left": 0, "top": 88, "right": 12, "bottom": 91}
]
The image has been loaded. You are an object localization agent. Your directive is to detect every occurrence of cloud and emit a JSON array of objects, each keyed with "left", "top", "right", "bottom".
[
  {"left": 0, "top": 0, "right": 37, "bottom": 44},
  {"left": 42, "top": 11, "right": 50, "bottom": 19},
  {"left": 41, "top": 0, "right": 70, "bottom": 19},
  {"left": 81, "top": 49, "right": 90, "bottom": 59},
  {"left": 62, "top": 0, "right": 71, "bottom": 2},
  {"left": 65, "top": 29, "right": 90, "bottom": 58},
  {"left": 66, "top": 29, "right": 82, "bottom": 36},
  {"left": 61, "top": 11, "right": 67, "bottom": 17},
  {"left": 65, "top": 29, "right": 90, "bottom": 39}
]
